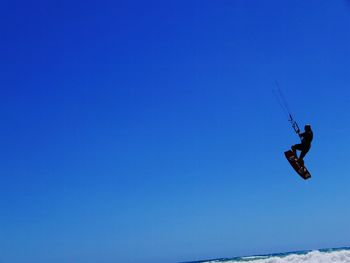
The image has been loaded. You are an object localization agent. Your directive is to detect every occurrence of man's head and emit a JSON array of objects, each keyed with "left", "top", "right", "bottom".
[{"left": 305, "top": 124, "right": 312, "bottom": 131}]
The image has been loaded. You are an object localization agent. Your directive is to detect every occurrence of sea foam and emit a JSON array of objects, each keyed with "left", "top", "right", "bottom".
[{"left": 201, "top": 248, "right": 350, "bottom": 263}]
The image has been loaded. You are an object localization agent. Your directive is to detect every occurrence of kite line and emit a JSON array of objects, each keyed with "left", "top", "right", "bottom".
[{"left": 273, "top": 81, "right": 300, "bottom": 135}]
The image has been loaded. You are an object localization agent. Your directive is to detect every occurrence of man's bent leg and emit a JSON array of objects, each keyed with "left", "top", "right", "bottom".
[
  {"left": 292, "top": 144, "right": 303, "bottom": 158},
  {"left": 298, "top": 147, "right": 310, "bottom": 166}
]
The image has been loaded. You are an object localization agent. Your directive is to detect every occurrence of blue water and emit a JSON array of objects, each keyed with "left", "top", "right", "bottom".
[{"left": 182, "top": 247, "right": 350, "bottom": 263}]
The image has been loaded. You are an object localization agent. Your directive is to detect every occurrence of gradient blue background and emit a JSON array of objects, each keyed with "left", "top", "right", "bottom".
[{"left": 1, "top": 1, "right": 350, "bottom": 263}]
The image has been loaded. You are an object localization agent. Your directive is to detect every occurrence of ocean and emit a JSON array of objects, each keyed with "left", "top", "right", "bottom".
[{"left": 183, "top": 247, "right": 350, "bottom": 263}]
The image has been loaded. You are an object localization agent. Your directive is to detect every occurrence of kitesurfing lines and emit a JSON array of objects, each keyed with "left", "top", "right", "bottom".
[{"left": 273, "top": 81, "right": 300, "bottom": 135}]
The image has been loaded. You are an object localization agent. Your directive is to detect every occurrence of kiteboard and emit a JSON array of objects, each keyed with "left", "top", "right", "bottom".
[{"left": 284, "top": 150, "right": 311, "bottom": 180}]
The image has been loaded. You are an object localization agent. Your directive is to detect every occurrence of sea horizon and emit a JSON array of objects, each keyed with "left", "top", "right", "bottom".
[{"left": 181, "top": 246, "right": 350, "bottom": 263}]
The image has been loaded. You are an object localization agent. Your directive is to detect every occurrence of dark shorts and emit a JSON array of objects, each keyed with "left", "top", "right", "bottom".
[
  {"left": 293, "top": 143, "right": 309, "bottom": 152},
  {"left": 292, "top": 143, "right": 311, "bottom": 159}
]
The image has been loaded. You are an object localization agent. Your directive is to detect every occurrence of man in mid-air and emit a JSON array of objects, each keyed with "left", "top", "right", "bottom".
[{"left": 292, "top": 124, "right": 313, "bottom": 166}]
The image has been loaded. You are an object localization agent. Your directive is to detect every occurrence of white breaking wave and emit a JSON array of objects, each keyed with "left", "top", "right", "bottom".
[{"left": 205, "top": 249, "right": 350, "bottom": 263}]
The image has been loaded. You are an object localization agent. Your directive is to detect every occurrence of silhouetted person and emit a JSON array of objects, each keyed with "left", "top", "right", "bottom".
[{"left": 292, "top": 124, "right": 313, "bottom": 166}]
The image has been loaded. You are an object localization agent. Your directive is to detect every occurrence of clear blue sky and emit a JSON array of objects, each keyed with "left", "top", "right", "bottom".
[{"left": 1, "top": 1, "right": 350, "bottom": 263}]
